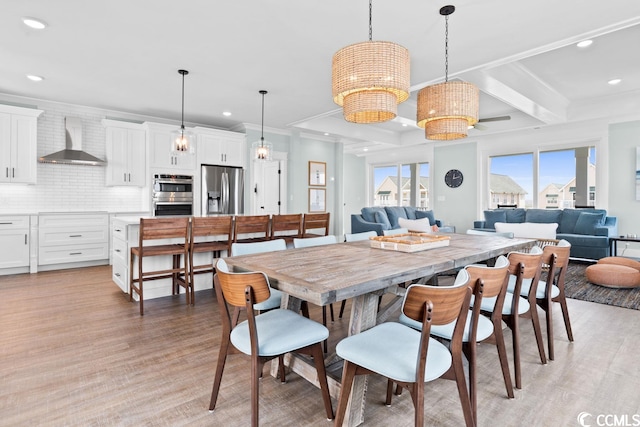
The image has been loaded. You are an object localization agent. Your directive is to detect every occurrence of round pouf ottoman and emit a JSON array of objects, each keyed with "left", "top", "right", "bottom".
[
  {"left": 586, "top": 262, "right": 640, "bottom": 289},
  {"left": 598, "top": 256, "right": 640, "bottom": 271}
]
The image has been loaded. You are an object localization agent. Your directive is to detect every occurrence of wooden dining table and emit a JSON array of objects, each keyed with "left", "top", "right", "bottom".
[{"left": 224, "top": 233, "right": 535, "bottom": 427}]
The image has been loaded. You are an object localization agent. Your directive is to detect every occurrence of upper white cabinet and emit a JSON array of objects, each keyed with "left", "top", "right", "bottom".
[
  {"left": 102, "top": 119, "right": 146, "bottom": 186},
  {"left": 0, "top": 105, "right": 43, "bottom": 184},
  {"left": 146, "top": 122, "right": 196, "bottom": 171},
  {"left": 196, "top": 127, "right": 245, "bottom": 167}
]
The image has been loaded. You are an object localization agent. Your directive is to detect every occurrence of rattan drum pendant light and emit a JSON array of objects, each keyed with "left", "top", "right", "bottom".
[
  {"left": 417, "top": 5, "right": 478, "bottom": 140},
  {"left": 332, "top": 0, "right": 410, "bottom": 124},
  {"left": 171, "top": 69, "right": 194, "bottom": 153}
]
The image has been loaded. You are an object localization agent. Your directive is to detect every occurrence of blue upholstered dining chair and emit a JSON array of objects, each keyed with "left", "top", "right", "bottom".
[
  {"left": 292, "top": 235, "right": 337, "bottom": 248},
  {"left": 507, "top": 239, "right": 572, "bottom": 360},
  {"left": 382, "top": 227, "right": 409, "bottom": 236},
  {"left": 466, "top": 229, "right": 515, "bottom": 238},
  {"left": 208, "top": 258, "right": 333, "bottom": 426},
  {"left": 230, "top": 239, "right": 287, "bottom": 312},
  {"left": 399, "top": 256, "right": 514, "bottom": 422},
  {"left": 333, "top": 277, "right": 475, "bottom": 427},
  {"left": 292, "top": 234, "right": 339, "bottom": 352},
  {"left": 344, "top": 230, "right": 377, "bottom": 242},
  {"left": 481, "top": 246, "right": 545, "bottom": 389}
]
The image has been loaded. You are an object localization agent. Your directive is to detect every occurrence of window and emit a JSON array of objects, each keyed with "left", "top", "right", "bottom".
[
  {"left": 489, "top": 147, "right": 596, "bottom": 209},
  {"left": 489, "top": 153, "right": 532, "bottom": 208},
  {"left": 373, "top": 163, "right": 430, "bottom": 208},
  {"left": 539, "top": 147, "right": 596, "bottom": 208}
]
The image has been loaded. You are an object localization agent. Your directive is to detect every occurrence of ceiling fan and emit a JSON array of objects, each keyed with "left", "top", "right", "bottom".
[{"left": 472, "top": 115, "right": 511, "bottom": 130}]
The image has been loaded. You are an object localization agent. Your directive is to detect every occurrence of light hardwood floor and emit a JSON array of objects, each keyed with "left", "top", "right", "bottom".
[{"left": 1, "top": 265, "right": 639, "bottom": 426}]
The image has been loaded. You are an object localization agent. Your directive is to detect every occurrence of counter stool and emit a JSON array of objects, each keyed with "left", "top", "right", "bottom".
[{"left": 129, "top": 217, "right": 190, "bottom": 315}]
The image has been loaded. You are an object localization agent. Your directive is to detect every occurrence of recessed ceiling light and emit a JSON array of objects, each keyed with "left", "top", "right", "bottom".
[
  {"left": 363, "top": 147, "right": 369, "bottom": 152},
  {"left": 576, "top": 40, "right": 593, "bottom": 48},
  {"left": 324, "top": 132, "right": 329, "bottom": 136},
  {"left": 222, "top": 111, "right": 231, "bottom": 116},
  {"left": 22, "top": 17, "right": 47, "bottom": 29},
  {"left": 26, "top": 75, "right": 44, "bottom": 82},
  {"left": 401, "top": 123, "right": 408, "bottom": 127},
  {"left": 608, "top": 78, "right": 622, "bottom": 85}
]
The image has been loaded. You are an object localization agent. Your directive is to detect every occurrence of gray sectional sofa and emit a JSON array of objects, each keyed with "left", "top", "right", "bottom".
[
  {"left": 473, "top": 208, "right": 618, "bottom": 260},
  {"left": 351, "top": 206, "right": 442, "bottom": 235}
]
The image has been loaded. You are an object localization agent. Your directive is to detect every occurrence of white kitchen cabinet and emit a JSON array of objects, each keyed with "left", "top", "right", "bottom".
[
  {"left": 0, "top": 105, "right": 43, "bottom": 184},
  {"left": 146, "top": 123, "right": 195, "bottom": 171},
  {"left": 38, "top": 212, "right": 109, "bottom": 269},
  {"left": 196, "top": 128, "right": 245, "bottom": 167},
  {"left": 0, "top": 216, "right": 30, "bottom": 273},
  {"left": 103, "top": 119, "right": 146, "bottom": 186}
]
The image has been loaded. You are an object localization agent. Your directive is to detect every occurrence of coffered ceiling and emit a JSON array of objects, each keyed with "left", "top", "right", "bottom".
[{"left": 2, "top": 1, "right": 640, "bottom": 155}]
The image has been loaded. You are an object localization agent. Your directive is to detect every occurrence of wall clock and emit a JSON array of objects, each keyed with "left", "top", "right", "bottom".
[{"left": 444, "top": 169, "right": 463, "bottom": 188}]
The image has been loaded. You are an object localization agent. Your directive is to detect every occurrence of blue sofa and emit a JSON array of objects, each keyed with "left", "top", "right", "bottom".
[
  {"left": 473, "top": 208, "right": 618, "bottom": 260},
  {"left": 351, "top": 206, "right": 442, "bottom": 235}
]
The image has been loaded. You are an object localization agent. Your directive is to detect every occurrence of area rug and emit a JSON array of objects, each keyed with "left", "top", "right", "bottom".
[{"left": 564, "top": 261, "right": 640, "bottom": 310}]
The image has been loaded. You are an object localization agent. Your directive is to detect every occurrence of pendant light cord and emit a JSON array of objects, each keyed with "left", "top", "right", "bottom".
[
  {"left": 368, "top": 0, "right": 373, "bottom": 41},
  {"left": 260, "top": 91, "right": 265, "bottom": 147},
  {"left": 444, "top": 13, "right": 449, "bottom": 83}
]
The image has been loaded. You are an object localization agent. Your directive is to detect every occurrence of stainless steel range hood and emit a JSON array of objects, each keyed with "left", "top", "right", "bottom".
[{"left": 39, "top": 117, "right": 106, "bottom": 166}]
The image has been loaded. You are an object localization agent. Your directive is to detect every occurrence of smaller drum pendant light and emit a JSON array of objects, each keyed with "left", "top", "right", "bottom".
[{"left": 416, "top": 5, "right": 479, "bottom": 140}]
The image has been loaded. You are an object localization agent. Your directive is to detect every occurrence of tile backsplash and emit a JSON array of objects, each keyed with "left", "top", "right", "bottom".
[{"left": 1, "top": 97, "right": 150, "bottom": 214}]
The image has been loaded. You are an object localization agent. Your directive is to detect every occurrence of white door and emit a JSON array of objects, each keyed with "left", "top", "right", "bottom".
[{"left": 253, "top": 159, "right": 282, "bottom": 215}]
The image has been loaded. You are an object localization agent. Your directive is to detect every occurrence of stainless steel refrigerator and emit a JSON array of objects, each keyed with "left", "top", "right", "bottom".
[{"left": 201, "top": 164, "right": 244, "bottom": 216}]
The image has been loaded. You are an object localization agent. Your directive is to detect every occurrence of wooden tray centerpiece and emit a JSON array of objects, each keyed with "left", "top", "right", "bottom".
[{"left": 369, "top": 233, "right": 451, "bottom": 253}]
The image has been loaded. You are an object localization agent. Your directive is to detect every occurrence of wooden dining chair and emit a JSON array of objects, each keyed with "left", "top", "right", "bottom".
[
  {"left": 292, "top": 235, "right": 339, "bottom": 352},
  {"left": 233, "top": 215, "right": 271, "bottom": 243},
  {"left": 301, "top": 212, "right": 330, "bottom": 238},
  {"left": 334, "top": 280, "right": 475, "bottom": 427},
  {"left": 270, "top": 213, "right": 302, "bottom": 245},
  {"left": 230, "top": 239, "right": 287, "bottom": 312},
  {"left": 175, "top": 216, "right": 232, "bottom": 305},
  {"left": 129, "top": 217, "right": 190, "bottom": 315},
  {"left": 344, "top": 230, "right": 377, "bottom": 242},
  {"left": 513, "top": 239, "right": 573, "bottom": 360},
  {"left": 400, "top": 257, "right": 514, "bottom": 423},
  {"left": 209, "top": 259, "right": 333, "bottom": 426},
  {"left": 499, "top": 246, "right": 546, "bottom": 389}
]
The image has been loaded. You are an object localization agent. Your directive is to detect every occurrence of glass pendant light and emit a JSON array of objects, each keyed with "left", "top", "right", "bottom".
[
  {"left": 252, "top": 90, "right": 273, "bottom": 161},
  {"left": 171, "top": 69, "right": 194, "bottom": 154}
]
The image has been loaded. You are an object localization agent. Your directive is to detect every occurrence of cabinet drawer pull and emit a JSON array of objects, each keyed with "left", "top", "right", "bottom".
[
  {"left": 69, "top": 234, "right": 83, "bottom": 237},
  {"left": 115, "top": 249, "right": 121, "bottom": 253},
  {"left": 70, "top": 252, "right": 82, "bottom": 255},
  {"left": 0, "top": 222, "right": 13, "bottom": 225},
  {"left": 115, "top": 273, "right": 121, "bottom": 277},
  {"left": 25, "top": 234, "right": 28, "bottom": 245}
]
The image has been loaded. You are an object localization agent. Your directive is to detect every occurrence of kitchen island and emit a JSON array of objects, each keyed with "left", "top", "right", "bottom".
[{"left": 111, "top": 216, "right": 220, "bottom": 300}]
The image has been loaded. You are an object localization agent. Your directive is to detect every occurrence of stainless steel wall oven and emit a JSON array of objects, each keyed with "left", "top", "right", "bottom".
[{"left": 152, "top": 174, "right": 193, "bottom": 216}]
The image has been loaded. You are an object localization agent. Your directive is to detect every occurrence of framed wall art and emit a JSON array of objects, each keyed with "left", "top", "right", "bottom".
[
  {"left": 309, "top": 188, "right": 326, "bottom": 212},
  {"left": 309, "top": 161, "right": 326, "bottom": 186}
]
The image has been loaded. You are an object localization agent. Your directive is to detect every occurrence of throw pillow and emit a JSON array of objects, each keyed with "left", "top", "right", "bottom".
[
  {"left": 484, "top": 210, "right": 507, "bottom": 229},
  {"left": 361, "top": 207, "right": 385, "bottom": 223},
  {"left": 505, "top": 208, "right": 526, "bottom": 223},
  {"left": 384, "top": 206, "right": 408, "bottom": 229},
  {"left": 495, "top": 222, "right": 558, "bottom": 239},
  {"left": 398, "top": 217, "right": 434, "bottom": 233},
  {"left": 414, "top": 209, "right": 436, "bottom": 225},
  {"left": 558, "top": 209, "right": 583, "bottom": 234},
  {"left": 374, "top": 210, "right": 392, "bottom": 230},
  {"left": 573, "top": 212, "right": 603, "bottom": 235}
]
